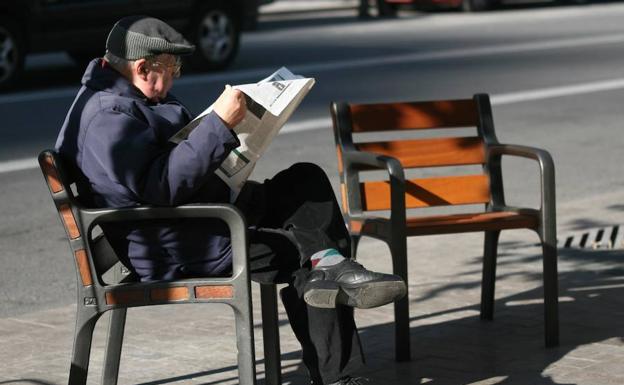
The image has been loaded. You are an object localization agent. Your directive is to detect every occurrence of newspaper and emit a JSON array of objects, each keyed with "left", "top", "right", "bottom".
[{"left": 169, "top": 67, "right": 315, "bottom": 200}]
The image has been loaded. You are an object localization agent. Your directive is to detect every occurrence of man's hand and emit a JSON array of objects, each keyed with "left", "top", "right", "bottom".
[{"left": 213, "top": 85, "right": 247, "bottom": 129}]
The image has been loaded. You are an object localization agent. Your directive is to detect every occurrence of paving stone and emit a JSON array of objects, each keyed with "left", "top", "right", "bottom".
[{"left": 3, "top": 192, "right": 624, "bottom": 384}]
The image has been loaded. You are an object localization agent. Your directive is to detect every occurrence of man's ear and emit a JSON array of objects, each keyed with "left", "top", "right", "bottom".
[{"left": 134, "top": 59, "right": 149, "bottom": 80}]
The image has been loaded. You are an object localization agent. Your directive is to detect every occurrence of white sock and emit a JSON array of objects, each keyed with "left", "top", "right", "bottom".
[{"left": 310, "top": 248, "right": 345, "bottom": 268}]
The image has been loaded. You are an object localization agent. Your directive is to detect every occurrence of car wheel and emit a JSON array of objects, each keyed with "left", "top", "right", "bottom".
[
  {"left": 461, "top": 0, "right": 492, "bottom": 11},
  {"left": 377, "top": 0, "right": 399, "bottom": 17},
  {"left": 190, "top": 3, "right": 240, "bottom": 71},
  {"left": 0, "top": 19, "right": 24, "bottom": 90}
]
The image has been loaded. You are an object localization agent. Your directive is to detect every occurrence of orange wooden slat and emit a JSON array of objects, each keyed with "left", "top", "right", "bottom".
[
  {"left": 360, "top": 174, "right": 490, "bottom": 211},
  {"left": 405, "top": 211, "right": 539, "bottom": 235},
  {"left": 106, "top": 290, "right": 145, "bottom": 305},
  {"left": 42, "top": 154, "right": 63, "bottom": 193},
  {"left": 195, "top": 285, "right": 233, "bottom": 299},
  {"left": 74, "top": 249, "right": 93, "bottom": 286},
  {"left": 151, "top": 287, "right": 190, "bottom": 302},
  {"left": 350, "top": 220, "right": 363, "bottom": 233},
  {"left": 350, "top": 99, "right": 478, "bottom": 132},
  {"left": 356, "top": 137, "right": 486, "bottom": 168},
  {"left": 59, "top": 204, "right": 80, "bottom": 239},
  {"left": 336, "top": 145, "right": 344, "bottom": 174}
]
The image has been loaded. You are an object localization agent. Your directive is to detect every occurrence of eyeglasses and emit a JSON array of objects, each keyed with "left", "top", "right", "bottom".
[{"left": 148, "top": 57, "right": 182, "bottom": 78}]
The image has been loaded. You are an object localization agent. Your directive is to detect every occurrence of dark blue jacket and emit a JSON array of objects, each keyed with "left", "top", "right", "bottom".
[{"left": 56, "top": 59, "right": 239, "bottom": 280}]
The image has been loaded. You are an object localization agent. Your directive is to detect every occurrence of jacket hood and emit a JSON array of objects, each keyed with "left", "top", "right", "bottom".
[{"left": 82, "top": 58, "right": 147, "bottom": 100}]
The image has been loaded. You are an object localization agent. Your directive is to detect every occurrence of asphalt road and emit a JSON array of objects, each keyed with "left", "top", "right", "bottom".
[{"left": 2, "top": 1, "right": 624, "bottom": 317}]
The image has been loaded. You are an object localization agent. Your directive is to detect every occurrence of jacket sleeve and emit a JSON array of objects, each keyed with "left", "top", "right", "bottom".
[{"left": 82, "top": 108, "right": 239, "bottom": 206}]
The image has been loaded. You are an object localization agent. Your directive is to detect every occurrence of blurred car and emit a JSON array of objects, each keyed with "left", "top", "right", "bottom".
[
  {"left": 379, "top": 0, "right": 584, "bottom": 12},
  {"left": 0, "top": 0, "right": 268, "bottom": 90},
  {"left": 378, "top": 0, "right": 496, "bottom": 12}
]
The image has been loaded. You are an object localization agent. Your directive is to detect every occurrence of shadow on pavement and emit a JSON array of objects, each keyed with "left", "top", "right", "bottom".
[
  {"left": 126, "top": 245, "right": 622, "bottom": 384},
  {"left": 606, "top": 203, "right": 624, "bottom": 212},
  {"left": 376, "top": 246, "right": 623, "bottom": 384}
]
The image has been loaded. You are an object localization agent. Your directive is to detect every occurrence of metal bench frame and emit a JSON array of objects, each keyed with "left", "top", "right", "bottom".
[
  {"left": 39, "top": 149, "right": 282, "bottom": 385},
  {"left": 330, "top": 94, "right": 559, "bottom": 362}
]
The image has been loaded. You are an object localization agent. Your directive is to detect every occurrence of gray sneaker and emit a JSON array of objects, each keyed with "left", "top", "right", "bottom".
[{"left": 304, "top": 259, "right": 406, "bottom": 309}]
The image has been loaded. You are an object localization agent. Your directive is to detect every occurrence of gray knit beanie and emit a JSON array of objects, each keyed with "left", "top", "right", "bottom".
[{"left": 106, "top": 15, "right": 195, "bottom": 60}]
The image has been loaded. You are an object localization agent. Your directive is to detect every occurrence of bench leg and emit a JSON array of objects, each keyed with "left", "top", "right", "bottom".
[
  {"left": 390, "top": 238, "right": 410, "bottom": 362},
  {"left": 233, "top": 298, "right": 257, "bottom": 385},
  {"left": 260, "top": 284, "right": 282, "bottom": 385},
  {"left": 68, "top": 308, "right": 101, "bottom": 385},
  {"left": 350, "top": 234, "right": 361, "bottom": 260},
  {"left": 480, "top": 230, "right": 500, "bottom": 321},
  {"left": 102, "top": 308, "right": 127, "bottom": 385},
  {"left": 542, "top": 239, "right": 559, "bottom": 347}
]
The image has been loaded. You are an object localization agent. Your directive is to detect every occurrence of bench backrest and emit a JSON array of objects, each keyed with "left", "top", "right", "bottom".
[
  {"left": 331, "top": 94, "right": 500, "bottom": 214},
  {"left": 39, "top": 150, "right": 122, "bottom": 288},
  {"left": 40, "top": 150, "right": 97, "bottom": 286}
]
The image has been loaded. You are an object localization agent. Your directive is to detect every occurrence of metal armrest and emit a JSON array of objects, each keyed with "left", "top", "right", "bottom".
[
  {"left": 488, "top": 144, "right": 554, "bottom": 166},
  {"left": 487, "top": 144, "right": 556, "bottom": 240},
  {"left": 78, "top": 204, "right": 248, "bottom": 275},
  {"left": 344, "top": 151, "right": 404, "bottom": 179},
  {"left": 343, "top": 150, "right": 407, "bottom": 223}
]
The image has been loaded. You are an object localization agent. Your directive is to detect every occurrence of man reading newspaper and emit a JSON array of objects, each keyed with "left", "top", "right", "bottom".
[{"left": 55, "top": 16, "right": 406, "bottom": 385}]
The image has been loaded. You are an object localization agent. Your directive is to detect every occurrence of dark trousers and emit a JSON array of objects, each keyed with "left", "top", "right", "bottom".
[{"left": 235, "top": 163, "right": 364, "bottom": 384}]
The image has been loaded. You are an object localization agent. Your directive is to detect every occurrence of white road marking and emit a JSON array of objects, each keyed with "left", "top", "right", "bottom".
[
  {"left": 281, "top": 76, "right": 624, "bottom": 133},
  {"left": 2, "top": 33, "right": 624, "bottom": 105},
  {"left": 4, "top": 75, "right": 624, "bottom": 175},
  {"left": 288, "top": 33, "right": 624, "bottom": 77},
  {"left": 0, "top": 158, "right": 39, "bottom": 174},
  {"left": 4, "top": 75, "right": 624, "bottom": 174},
  {"left": 491, "top": 78, "right": 624, "bottom": 105}
]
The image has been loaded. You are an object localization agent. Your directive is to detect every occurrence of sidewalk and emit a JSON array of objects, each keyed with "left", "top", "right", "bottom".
[{"left": 2, "top": 187, "right": 624, "bottom": 385}]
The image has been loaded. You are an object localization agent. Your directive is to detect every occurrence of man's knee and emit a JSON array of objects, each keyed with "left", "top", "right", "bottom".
[{"left": 287, "top": 162, "right": 328, "bottom": 182}]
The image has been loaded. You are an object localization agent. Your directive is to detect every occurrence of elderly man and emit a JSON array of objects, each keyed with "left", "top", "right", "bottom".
[{"left": 55, "top": 16, "right": 405, "bottom": 385}]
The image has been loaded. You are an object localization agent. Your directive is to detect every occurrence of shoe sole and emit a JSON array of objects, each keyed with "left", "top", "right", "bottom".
[{"left": 304, "top": 280, "right": 407, "bottom": 309}]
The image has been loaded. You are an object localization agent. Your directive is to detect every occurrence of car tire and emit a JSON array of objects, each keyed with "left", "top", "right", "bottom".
[
  {"left": 461, "top": 0, "right": 492, "bottom": 12},
  {"left": 189, "top": 2, "right": 240, "bottom": 71},
  {"left": 377, "top": 0, "right": 399, "bottom": 17},
  {"left": 0, "top": 18, "right": 24, "bottom": 91}
]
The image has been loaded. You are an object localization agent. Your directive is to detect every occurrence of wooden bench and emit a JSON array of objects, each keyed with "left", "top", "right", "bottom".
[
  {"left": 39, "top": 149, "right": 282, "bottom": 385},
  {"left": 330, "top": 94, "right": 559, "bottom": 362}
]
